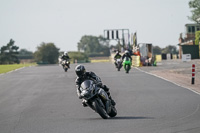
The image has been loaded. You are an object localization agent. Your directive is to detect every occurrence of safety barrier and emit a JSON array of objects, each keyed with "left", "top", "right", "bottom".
[
  {"left": 132, "top": 56, "right": 140, "bottom": 67},
  {"left": 172, "top": 54, "right": 177, "bottom": 59},
  {"left": 192, "top": 64, "right": 195, "bottom": 84},
  {"left": 155, "top": 55, "right": 162, "bottom": 62}
]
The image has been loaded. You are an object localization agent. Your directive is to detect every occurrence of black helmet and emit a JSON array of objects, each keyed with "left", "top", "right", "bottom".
[{"left": 75, "top": 64, "right": 86, "bottom": 77}]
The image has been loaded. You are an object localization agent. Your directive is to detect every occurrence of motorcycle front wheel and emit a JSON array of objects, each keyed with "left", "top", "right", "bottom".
[
  {"left": 125, "top": 65, "right": 130, "bottom": 73},
  {"left": 108, "top": 106, "right": 117, "bottom": 117},
  {"left": 64, "top": 68, "right": 68, "bottom": 72},
  {"left": 117, "top": 64, "right": 120, "bottom": 71},
  {"left": 93, "top": 99, "right": 109, "bottom": 119}
]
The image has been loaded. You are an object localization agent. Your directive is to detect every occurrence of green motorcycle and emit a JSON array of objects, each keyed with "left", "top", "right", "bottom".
[{"left": 123, "top": 57, "right": 131, "bottom": 73}]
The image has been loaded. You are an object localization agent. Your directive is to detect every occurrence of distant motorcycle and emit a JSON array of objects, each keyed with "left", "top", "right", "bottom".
[
  {"left": 61, "top": 60, "right": 70, "bottom": 72},
  {"left": 80, "top": 80, "right": 117, "bottom": 119},
  {"left": 115, "top": 59, "right": 122, "bottom": 71},
  {"left": 123, "top": 57, "right": 131, "bottom": 73}
]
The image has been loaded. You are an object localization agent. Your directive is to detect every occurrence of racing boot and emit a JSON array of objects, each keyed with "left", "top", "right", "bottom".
[{"left": 82, "top": 100, "right": 88, "bottom": 107}]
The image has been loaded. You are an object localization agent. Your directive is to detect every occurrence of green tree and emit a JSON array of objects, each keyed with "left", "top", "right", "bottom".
[
  {"left": 162, "top": 45, "right": 178, "bottom": 54},
  {"left": 188, "top": 0, "right": 200, "bottom": 23},
  {"left": 97, "top": 35, "right": 110, "bottom": 56},
  {"left": 34, "top": 42, "right": 60, "bottom": 64},
  {"left": 153, "top": 46, "right": 162, "bottom": 55},
  {"left": 195, "top": 31, "right": 200, "bottom": 45},
  {"left": 18, "top": 49, "right": 33, "bottom": 59},
  {"left": 77, "top": 35, "right": 110, "bottom": 56},
  {"left": 0, "top": 39, "right": 19, "bottom": 64},
  {"left": 68, "top": 51, "right": 89, "bottom": 63}
]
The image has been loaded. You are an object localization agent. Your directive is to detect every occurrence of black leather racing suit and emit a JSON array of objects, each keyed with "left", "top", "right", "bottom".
[
  {"left": 114, "top": 53, "right": 122, "bottom": 60},
  {"left": 75, "top": 72, "right": 110, "bottom": 98},
  {"left": 61, "top": 54, "right": 70, "bottom": 61},
  {"left": 122, "top": 53, "right": 132, "bottom": 61}
]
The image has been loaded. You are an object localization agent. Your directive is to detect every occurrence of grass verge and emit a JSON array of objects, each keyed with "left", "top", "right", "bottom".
[{"left": 0, "top": 63, "right": 36, "bottom": 74}]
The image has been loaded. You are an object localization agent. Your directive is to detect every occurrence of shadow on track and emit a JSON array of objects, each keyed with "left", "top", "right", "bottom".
[
  {"left": 86, "top": 116, "right": 154, "bottom": 120},
  {"left": 109, "top": 116, "right": 154, "bottom": 120}
]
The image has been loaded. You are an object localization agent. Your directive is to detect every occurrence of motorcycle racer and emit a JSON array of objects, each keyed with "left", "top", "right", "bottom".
[
  {"left": 122, "top": 50, "right": 132, "bottom": 61},
  {"left": 75, "top": 64, "right": 116, "bottom": 107},
  {"left": 114, "top": 50, "right": 122, "bottom": 68},
  {"left": 60, "top": 52, "right": 70, "bottom": 68}
]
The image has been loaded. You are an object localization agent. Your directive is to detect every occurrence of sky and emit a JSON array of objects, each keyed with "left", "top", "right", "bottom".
[{"left": 0, "top": 0, "right": 193, "bottom": 52}]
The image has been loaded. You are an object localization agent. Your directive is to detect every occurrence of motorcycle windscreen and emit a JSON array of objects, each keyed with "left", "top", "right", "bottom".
[
  {"left": 80, "top": 80, "right": 93, "bottom": 91},
  {"left": 116, "top": 59, "right": 121, "bottom": 62}
]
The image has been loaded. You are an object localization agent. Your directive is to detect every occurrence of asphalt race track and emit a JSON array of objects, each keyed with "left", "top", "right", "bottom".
[{"left": 0, "top": 63, "right": 200, "bottom": 133}]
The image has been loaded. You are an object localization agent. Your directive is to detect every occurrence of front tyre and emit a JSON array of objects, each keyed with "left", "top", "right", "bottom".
[
  {"left": 125, "top": 65, "right": 129, "bottom": 73},
  {"left": 117, "top": 63, "right": 120, "bottom": 71},
  {"left": 108, "top": 106, "right": 117, "bottom": 117},
  {"left": 93, "top": 100, "right": 109, "bottom": 119},
  {"left": 64, "top": 68, "right": 68, "bottom": 72}
]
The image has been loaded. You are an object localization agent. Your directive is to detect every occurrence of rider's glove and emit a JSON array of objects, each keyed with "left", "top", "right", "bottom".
[
  {"left": 77, "top": 89, "right": 82, "bottom": 99},
  {"left": 78, "top": 95, "right": 83, "bottom": 99}
]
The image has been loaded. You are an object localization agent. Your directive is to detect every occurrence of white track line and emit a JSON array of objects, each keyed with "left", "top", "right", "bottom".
[{"left": 135, "top": 67, "right": 200, "bottom": 96}]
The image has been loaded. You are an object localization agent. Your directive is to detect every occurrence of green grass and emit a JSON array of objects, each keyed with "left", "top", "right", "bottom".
[{"left": 0, "top": 63, "right": 36, "bottom": 74}]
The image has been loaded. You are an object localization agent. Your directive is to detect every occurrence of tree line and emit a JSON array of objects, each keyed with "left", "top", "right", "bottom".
[
  {"left": 77, "top": 35, "right": 110, "bottom": 57},
  {"left": 153, "top": 45, "right": 178, "bottom": 55},
  {"left": 0, "top": 39, "right": 60, "bottom": 64},
  {"left": 0, "top": 38, "right": 179, "bottom": 65},
  {"left": 0, "top": 35, "right": 111, "bottom": 64}
]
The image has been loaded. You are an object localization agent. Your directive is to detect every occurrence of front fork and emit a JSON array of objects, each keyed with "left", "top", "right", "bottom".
[{"left": 98, "top": 89, "right": 111, "bottom": 114}]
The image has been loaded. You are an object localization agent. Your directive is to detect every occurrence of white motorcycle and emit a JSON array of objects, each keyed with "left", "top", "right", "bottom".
[
  {"left": 61, "top": 60, "right": 70, "bottom": 72},
  {"left": 115, "top": 58, "right": 122, "bottom": 71}
]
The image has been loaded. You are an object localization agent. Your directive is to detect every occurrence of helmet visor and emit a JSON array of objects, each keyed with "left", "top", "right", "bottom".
[{"left": 76, "top": 70, "right": 85, "bottom": 77}]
